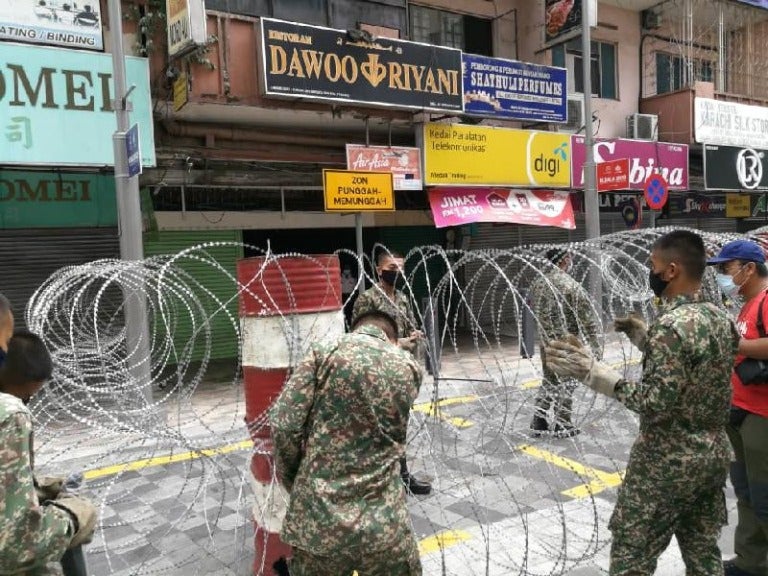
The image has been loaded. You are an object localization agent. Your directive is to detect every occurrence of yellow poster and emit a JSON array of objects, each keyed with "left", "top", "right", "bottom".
[
  {"left": 423, "top": 124, "right": 571, "bottom": 188},
  {"left": 323, "top": 170, "right": 394, "bottom": 212},
  {"left": 726, "top": 194, "right": 751, "bottom": 218}
]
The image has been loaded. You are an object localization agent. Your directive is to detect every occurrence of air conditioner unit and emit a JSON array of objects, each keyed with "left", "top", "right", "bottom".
[
  {"left": 556, "top": 94, "right": 584, "bottom": 134},
  {"left": 641, "top": 9, "right": 662, "bottom": 31},
  {"left": 627, "top": 113, "right": 658, "bottom": 141}
]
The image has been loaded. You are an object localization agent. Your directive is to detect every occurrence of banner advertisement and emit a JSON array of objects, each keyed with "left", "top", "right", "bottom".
[
  {"left": 545, "top": 0, "right": 582, "bottom": 45},
  {"left": 596, "top": 158, "right": 630, "bottom": 192},
  {"left": 261, "top": 18, "right": 463, "bottom": 112},
  {"left": 0, "top": 43, "right": 156, "bottom": 167},
  {"left": 345, "top": 145, "right": 422, "bottom": 191},
  {"left": 704, "top": 144, "right": 768, "bottom": 191},
  {"left": 668, "top": 193, "right": 727, "bottom": 218},
  {"left": 0, "top": 171, "right": 117, "bottom": 229},
  {"left": 429, "top": 188, "right": 575, "bottom": 229},
  {"left": 695, "top": 97, "right": 768, "bottom": 150},
  {"left": 571, "top": 136, "right": 688, "bottom": 190},
  {"left": 423, "top": 124, "right": 571, "bottom": 188},
  {"left": 0, "top": 0, "right": 103, "bottom": 50},
  {"left": 462, "top": 54, "right": 567, "bottom": 123},
  {"left": 166, "top": 0, "right": 208, "bottom": 58}
]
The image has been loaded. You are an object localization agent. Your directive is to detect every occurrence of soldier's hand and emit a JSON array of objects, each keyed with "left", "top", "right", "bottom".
[
  {"left": 35, "top": 475, "right": 66, "bottom": 502},
  {"left": 51, "top": 494, "right": 98, "bottom": 548},
  {"left": 410, "top": 330, "right": 424, "bottom": 340},
  {"left": 545, "top": 335, "right": 594, "bottom": 380},
  {"left": 398, "top": 336, "right": 418, "bottom": 352},
  {"left": 613, "top": 313, "right": 647, "bottom": 351}
]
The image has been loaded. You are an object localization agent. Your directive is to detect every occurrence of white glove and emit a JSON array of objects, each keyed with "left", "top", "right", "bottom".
[
  {"left": 545, "top": 336, "right": 621, "bottom": 398},
  {"left": 614, "top": 313, "right": 647, "bottom": 351}
]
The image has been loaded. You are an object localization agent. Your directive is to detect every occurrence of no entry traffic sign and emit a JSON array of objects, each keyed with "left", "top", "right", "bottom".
[{"left": 644, "top": 173, "right": 669, "bottom": 210}]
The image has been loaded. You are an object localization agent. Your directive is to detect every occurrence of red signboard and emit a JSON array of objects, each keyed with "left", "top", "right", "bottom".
[{"left": 597, "top": 158, "right": 630, "bottom": 192}]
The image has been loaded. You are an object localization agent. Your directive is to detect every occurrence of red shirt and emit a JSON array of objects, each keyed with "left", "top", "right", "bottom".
[{"left": 734, "top": 290, "right": 768, "bottom": 417}]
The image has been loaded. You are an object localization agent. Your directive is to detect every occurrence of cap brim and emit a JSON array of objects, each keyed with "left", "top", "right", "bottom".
[{"left": 706, "top": 257, "right": 731, "bottom": 264}]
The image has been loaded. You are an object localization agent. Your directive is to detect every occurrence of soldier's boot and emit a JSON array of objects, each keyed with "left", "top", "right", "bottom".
[
  {"left": 400, "top": 457, "right": 432, "bottom": 496},
  {"left": 530, "top": 398, "right": 551, "bottom": 437},
  {"left": 723, "top": 560, "right": 763, "bottom": 576},
  {"left": 553, "top": 397, "right": 580, "bottom": 439}
]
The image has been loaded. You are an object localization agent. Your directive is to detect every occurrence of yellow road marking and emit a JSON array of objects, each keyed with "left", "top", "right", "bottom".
[
  {"left": 83, "top": 439, "right": 255, "bottom": 480},
  {"left": 418, "top": 529, "right": 473, "bottom": 556},
  {"left": 517, "top": 444, "right": 624, "bottom": 498},
  {"left": 412, "top": 395, "right": 478, "bottom": 429}
]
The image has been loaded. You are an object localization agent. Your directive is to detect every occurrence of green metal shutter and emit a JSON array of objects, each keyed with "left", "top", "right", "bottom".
[{"left": 143, "top": 230, "right": 244, "bottom": 361}]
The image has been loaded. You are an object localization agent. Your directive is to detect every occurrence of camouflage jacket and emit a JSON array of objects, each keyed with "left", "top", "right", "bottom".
[
  {"left": 530, "top": 269, "right": 602, "bottom": 357},
  {"left": 269, "top": 324, "right": 422, "bottom": 555},
  {"left": 0, "top": 393, "right": 71, "bottom": 575},
  {"left": 352, "top": 285, "right": 417, "bottom": 340},
  {"left": 614, "top": 294, "right": 739, "bottom": 484}
]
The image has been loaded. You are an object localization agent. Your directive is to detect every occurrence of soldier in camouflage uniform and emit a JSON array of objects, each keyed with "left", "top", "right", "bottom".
[
  {"left": 351, "top": 250, "right": 431, "bottom": 496},
  {"left": 529, "top": 248, "right": 602, "bottom": 438},
  {"left": 545, "top": 230, "right": 739, "bottom": 576},
  {"left": 269, "top": 310, "right": 423, "bottom": 576},
  {"left": 0, "top": 330, "right": 97, "bottom": 575}
]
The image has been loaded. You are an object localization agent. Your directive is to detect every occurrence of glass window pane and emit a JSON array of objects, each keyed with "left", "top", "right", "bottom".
[
  {"left": 552, "top": 45, "right": 566, "bottom": 68},
  {"left": 600, "top": 42, "right": 616, "bottom": 99},
  {"left": 656, "top": 52, "right": 671, "bottom": 94}
]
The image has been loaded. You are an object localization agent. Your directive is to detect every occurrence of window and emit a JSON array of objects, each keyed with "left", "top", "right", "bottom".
[
  {"left": 409, "top": 5, "right": 493, "bottom": 56},
  {"left": 655, "top": 53, "right": 714, "bottom": 94},
  {"left": 552, "top": 40, "right": 617, "bottom": 99}
]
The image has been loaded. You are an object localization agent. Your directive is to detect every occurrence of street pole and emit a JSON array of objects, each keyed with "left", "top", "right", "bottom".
[
  {"left": 356, "top": 119, "right": 370, "bottom": 295},
  {"left": 581, "top": 0, "right": 599, "bottom": 240},
  {"left": 108, "top": 0, "right": 153, "bottom": 403}
]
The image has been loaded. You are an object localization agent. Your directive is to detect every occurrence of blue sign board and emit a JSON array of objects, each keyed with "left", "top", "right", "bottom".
[
  {"left": 126, "top": 124, "right": 142, "bottom": 178},
  {"left": 462, "top": 54, "right": 568, "bottom": 123},
  {"left": 734, "top": 1, "right": 768, "bottom": 9}
]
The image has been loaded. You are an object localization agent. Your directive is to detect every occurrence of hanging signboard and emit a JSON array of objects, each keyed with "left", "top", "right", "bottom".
[
  {"left": 423, "top": 124, "right": 571, "bottom": 188},
  {"left": 261, "top": 18, "right": 463, "bottom": 112},
  {"left": 345, "top": 145, "right": 422, "bottom": 191},
  {"left": 695, "top": 97, "right": 768, "bottom": 150},
  {"left": 544, "top": 0, "right": 597, "bottom": 47},
  {"left": 704, "top": 144, "right": 768, "bottom": 191},
  {"left": 167, "top": 0, "right": 208, "bottom": 58},
  {"left": 0, "top": 0, "right": 103, "bottom": 50},
  {"left": 462, "top": 54, "right": 567, "bottom": 123},
  {"left": 596, "top": 158, "right": 630, "bottom": 192},
  {"left": 571, "top": 136, "right": 689, "bottom": 190},
  {"left": 323, "top": 170, "right": 394, "bottom": 212},
  {"left": 428, "top": 188, "right": 575, "bottom": 229}
]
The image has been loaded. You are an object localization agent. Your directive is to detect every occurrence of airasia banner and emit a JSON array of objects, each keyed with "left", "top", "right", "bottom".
[
  {"left": 571, "top": 137, "right": 689, "bottom": 190},
  {"left": 345, "top": 145, "right": 422, "bottom": 191},
  {"left": 428, "top": 187, "right": 575, "bottom": 230}
]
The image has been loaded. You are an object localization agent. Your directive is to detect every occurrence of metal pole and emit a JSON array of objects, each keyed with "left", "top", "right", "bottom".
[
  {"left": 356, "top": 118, "right": 369, "bottom": 296},
  {"left": 108, "top": 0, "right": 153, "bottom": 403},
  {"left": 582, "top": 0, "right": 599, "bottom": 240}
]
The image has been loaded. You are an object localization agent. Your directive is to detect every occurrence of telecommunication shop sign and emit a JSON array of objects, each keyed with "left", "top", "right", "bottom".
[
  {"left": 0, "top": 43, "right": 156, "bottom": 167},
  {"left": 261, "top": 18, "right": 463, "bottom": 112},
  {"left": 323, "top": 170, "right": 394, "bottom": 212},
  {"left": 423, "top": 124, "right": 571, "bottom": 188},
  {"left": 0, "top": 0, "right": 103, "bottom": 50},
  {"left": 462, "top": 54, "right": 567, "bottom": 123}
]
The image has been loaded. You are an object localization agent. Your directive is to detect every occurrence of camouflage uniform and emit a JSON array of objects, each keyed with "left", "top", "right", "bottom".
[
  {"left": 352, "top": 285, "right": 418, "bottom": 350},
  {"left": 0, "top": 392, "right": 72, "bottom": 575},
  {"left": 269, "top": 324, "right": 423, "bottom": 576},
  {"left": 529, "top": 269, "right": 602, "bottom": 425},
  {"left": 609, "top": 294, "right": 739, "bottom": 576}
]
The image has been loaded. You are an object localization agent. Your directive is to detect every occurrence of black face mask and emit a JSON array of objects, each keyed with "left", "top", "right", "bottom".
[
  {"left": 649, "top": 269, "right": 669, "bottom": 298},
  {"left": 0, "top": 348, "right": 5, "bottom": 368},
  {"left": 380, "top": 269, "right": 400, "bottom": 286}
]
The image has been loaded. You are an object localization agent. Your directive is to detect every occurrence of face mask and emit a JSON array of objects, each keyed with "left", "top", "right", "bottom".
[
  {"left": 649, "top": 269, "right": 669, "bottom": 298},
  {"left": 716, "top": 269, "right": 745, "bottom": 299},
  {"left": 380, "top": 269, "right": 400, "bottom": 286}
]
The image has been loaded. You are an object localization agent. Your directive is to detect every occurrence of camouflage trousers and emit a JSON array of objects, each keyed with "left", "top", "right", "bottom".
[
  {"left": 534, "top": 349, "right": 577, "bottom": 424},
  {"left": 609, "top": 467, "right": 727, "bottom": 576},
  {"left": 289, "top": 537, "right": 422, "bottom": 576}
]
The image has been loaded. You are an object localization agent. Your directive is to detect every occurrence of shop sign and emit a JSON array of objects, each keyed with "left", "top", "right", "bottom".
[
  {"left": 704, "top": 144, "right": 768, "bottom": 191},
  {"left": 598, "top": 192, "right": 646, "bottom": 212},
  {"left": 668, "top": 193, "right": 727, "bottom": 217},
  {"left": 166, "top": 0, "right": 208, "bottom": 58},
  {"left": 0, "top": 171, "right": 117, "bottom": 229},
  {"left": 0, "top": 43, "right": 156, "bottom": 167},
  {"left": 0, "top": 0, "right": 103, "bottom": 50},
  {"left": 544, "top": 0, "right": 596, "bottom": 47},
  {"left": 345, "top": 145, "right": 422, "bottom": 191},
  {"left": 596, "top": 158, "right": 629, "bottom": 192},
  {"left": 173, "top": 72, "right": 189, "bottom": 112},
  {"left": 571, "top": 136, "right": 688, "bottom": 190},
  {"left": 323, "top": 170, "right": 394, "bottom": 212},
  {"left": 695, "top": 97, "right": 768, "bottom": 150},
  {"left": 423, "top": 124, "right": 571, "bottom": 188},
  {"left": 261, "top": 18, "right": 463, "bottom": 112},
  {"left": 727, "top": 194, "right": 752, "bottom": 218},
  {"left": 462, "top": 54, "right": 567, "bottom": 123},
  {"left": 429, "top": 187, "right": 575, "bottom": 229}
]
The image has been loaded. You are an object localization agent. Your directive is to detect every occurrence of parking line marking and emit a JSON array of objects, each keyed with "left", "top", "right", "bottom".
[
  {"left": 412, "top": 395, "right": 478, "bottom": 428},
  {"left": 418, "top": 529, "right": 473, "bottom": 556}
]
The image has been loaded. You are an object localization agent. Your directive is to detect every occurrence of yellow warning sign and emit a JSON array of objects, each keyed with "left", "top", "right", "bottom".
[
  {"left": 323, "top": 170, "right": 395, "bottom": 212},
  {"left": 726, "top": 194, "right": 751, "bottom": 218}
]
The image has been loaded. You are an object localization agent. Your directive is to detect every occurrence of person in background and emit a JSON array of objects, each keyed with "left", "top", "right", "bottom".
[
  {"left": 352, "top": 250, "right": 431, "bottom": 496},
  {"left": 546, "top": 230, "right": 739, "bottom": 575},
  {"left": 270, "top": 310, "right": 423, "bottom": 575},
  {"left": 708, "top": 239, "right": 768, "bottom": 576},
  {"left": 0, "top": 293, "right": 13, "bottom": 366},
  {"left": 0, "top": 330, "right": 98, "bottom": 575}
]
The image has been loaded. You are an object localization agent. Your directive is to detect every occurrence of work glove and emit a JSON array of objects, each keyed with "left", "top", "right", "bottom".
[
  {"left": 545, "top": 336, "right": 622, "bottom": 398},
  {"left": 35, "top": 475, "right": 66, "bottom": 502},
  {"left": 50, "top": 494, "right": 98, "bottom": 548},
  {"left": 613, "top": 313, "right": 647, "bottom": 351}
]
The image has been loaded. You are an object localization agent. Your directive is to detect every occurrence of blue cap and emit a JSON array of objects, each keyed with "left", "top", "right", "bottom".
[{"left": 707, "top": 240, "right": 766, "bottom": 264}]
